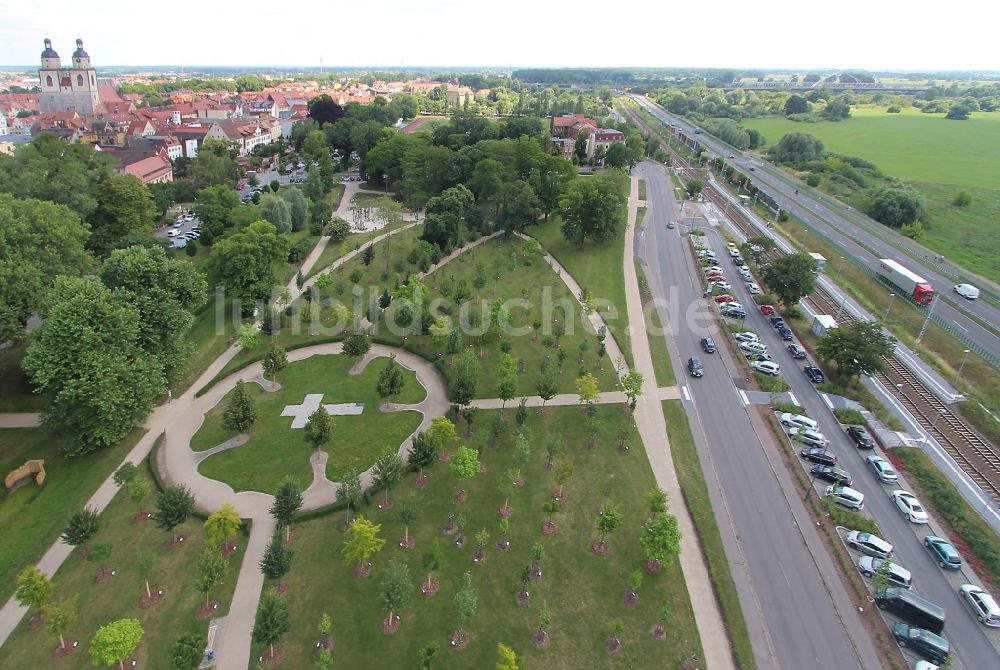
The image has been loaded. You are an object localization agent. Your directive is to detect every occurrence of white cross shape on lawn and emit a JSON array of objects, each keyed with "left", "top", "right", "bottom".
[{"left": 280, "top": 394, "right": 364, "bottom": 429}]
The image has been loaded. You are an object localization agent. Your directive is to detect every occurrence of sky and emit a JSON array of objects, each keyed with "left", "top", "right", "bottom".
[{"left": 2, "top": 0, "right": 999, "bottom": 72}]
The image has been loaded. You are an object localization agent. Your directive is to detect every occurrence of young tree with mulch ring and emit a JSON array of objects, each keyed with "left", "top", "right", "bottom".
[
  {"left": 543, "top": 436, "right": 562, "bottom": 471},
  {"left": 640, "top": 511, "right": 681, "bottom": 574},
  {"left": 261, "top": 343, "right": 288, "bottom": 388},
  {"left": 592, "top": 503, "right": 622, "bottom": 556},
  {"left": 421, "top": 541, "right": 443, "bottom": 598},
  {"left": 541, "top": 500, "right": 561, "bottom": 536},
  {"left": 46, "top": 596, "right": 77, "bottom": 657},
  {"left": 516, "top": 565, "right": 531, "bottom": 606},
  {"left": 534, "top": 600, "right": 552, "bottom": 649},
  {"left": 458, "top": 406, "right": 478, "bottom": 437},
  {"left": 512, "top": 434, "right": 531, "bottom": 485},
  {"left": 397, "top": 500, "right": 420, "bottom": 550},
  {"left": 497, "top": 517, "right": 511, "bottom": 551},
  {"left": 407, "top": 431, "right": 437, "bottom": 486},
  {"left": 343, "top": 331, "right": 371, "bottom": 365},
  {"left": 515, "top": 398, "right": 529, "bottom": 433},
  {"left": 89, "top": 618, "right": 143, "bottom": 670},
  {"left": 62, "top": 507, "right": 100, "bottom": 557},
  {"left": 153, "top": 485, "right": 196, "bottom": 547},
  {"left": 194, "top": 548, "right": 228, "bottom": 618},
  {"left": 16, "top": 565, "right": 53, "bottom": 626},
  {"left": 530, "top": 542, "right": 545, "bottom": 580},
  {"left": 624, "top": 569, "right": 643, "bottom": 607},
  {"left": 373, "top": 449, "right": 404, "bottom": 510},
  {"left": 136, "top": 553, "right": 159, "bottom": 607},
  {"left": 451, "top": 571, "right": 477, "bottom": 649},
  {"left": 651, "top": 605, "right": 670, "bottom": 641},
  {"left": 316, "top": 613, "right": 333, "bottom": 651},
  {"left": 343, "top": 516, "right": 386, "bottom": 579},
  {"left": 552, "top": 456, "right": 574, "bottom": 502},
  {"left": 260, "top": 531, "right": 295, "bottom": 585},
  {"left": 376, "top": 354, "right": 406, "bottom": 407},
  {"left": 472, "top": 528, "right": 490, "bottom": 564},
  {"left": 204, "top": 503, "right": 242, "bottom": 556},
  {"left": 430, "top": 415, "right": 457, "bottom": 458},
  {"left": 498, "top": 469, "right": 517, "bottom": 518},
  {"left": 112, "top": 463, "right": 138, "bottom": 490},
  {"left": 336, "top": 468, "right": 363, "bottom": 527},
  {"left": 605, "top": 619, "right": 624, "bottom": 655},
  {"left": 497, "top": 642, "right": 519, "bottom": 669},
  {"left": 378, "top": 557, "right": 412, "bottom": 635},
  {"left": 223, "top": 380, "right": 257, "bottom": 432},
  {"left": 170, "top": 632, "right": 205, "bottom": 670},
  {"left": 534, "top": 362, "right": 558, "bottom": 415},
  {"left": 450, "top": 447, "right": 480, "bottom": 503},
  {"left": 270, "top": 477, "right": 303, "bottom": 543},
  {"left": 253, "top": 587, "right": 290, "bottom": 665},
  {"left": 127, "top": 477, "right": 151, "bottom": 522}
]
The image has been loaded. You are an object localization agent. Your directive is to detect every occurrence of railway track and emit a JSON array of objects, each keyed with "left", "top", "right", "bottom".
[{"left": 623, "top": 100, "right": 1000, "bottom": 499}]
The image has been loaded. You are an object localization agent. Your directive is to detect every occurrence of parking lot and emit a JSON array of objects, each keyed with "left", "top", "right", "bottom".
[{"left": 155, "top": 211, "right": 202, "bottom": 248}]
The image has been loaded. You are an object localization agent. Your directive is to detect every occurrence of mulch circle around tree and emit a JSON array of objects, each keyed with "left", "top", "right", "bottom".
[
  {"left": 398, "top": 536, "right": 416, "bottom": 551},
  {"left": 414, "top": 473, "right": 428, "bottom": 488},
  {"left": 138, "top": 590, "right": 162, "bottom": 608},
  {"left": 259, "top": 646, "right": 284, "bottom": 666},
  {"left": 496, "top": 538, "right": 510, "bottom": 551},
  {"left": 533, "top": 629, "right": 550, "bottom": 650},
  {"left": 221, "top": 542, "right": 238, "bottom": 559},
  {"left": 517, "top": 590, "right": 531, "bottom": 606},
  {"left": 513, "top": 477, "right": 525, "bottom": 488},
  {"left": 498, "top": 505, "right": 513, "bottom": 518},
  {"left": 454, "top": 534, "right": 466, "bottom": 548},
  {"left": 453, "top": 489, "right": 468, "bottom": 504},
  {"left": 94, "top": 568, "right": 116, "bottom": 583},
  {"left": 651, "top": 624, "right": 667, "bottom": 641},
  {"left": 196, "top": 601, "right": 220, "bottom": 620},
  {"left": 275, "top": 582, "right": 289, "bottom": 596},
  {"left": 472, "top": 547, "right": 487, "bottom": 565},
  {"left": 591, "top": 539, "right": 609, "bottom": 556},
  {"left": 28, "top": 615, "right": 44, "bottom": 630},
  {"left": 644, "top": 559, "right": 662, "bottom": 575},
  {"left": 421, "top": 580, "right": 440, "bottom": 598},
  {"left": 283, "top": 532, "right": 295, "bottom": 547},
  {"left": 131, "top": 511, "right": 151, "bottom": 524},
  {"left": 543, "top": 460, "right": 553, "bottom": 471},
  {"left": 437, "top": 452, "right": 451, "bottom": 463},
  {"left": 354, "top": 562, "right": 373, "bottom": 580},
  {"left": 441, "top": 520, "right": 457, "bottom": 535},
  {"left": 76, "top": 548, "right": 89, "bottom": 561},
  {"left": 531, "top": 564, "right": 543, "bottom": 581},
  {"left": 624, "top": 590, "right": 638, "bottom": 608},
  {"left": 449, "top": 629, "right": 470, "bottom": 651},
  {"left": 316, "top": 636, "right": 333, "bottom": 651},
  {"left": 381, "top": 614, "right": 401, "bottom": 635},
  {"left": 550, "top": 489, "right": 565, "bottom": 502},
  {"left": 51, "top": 642, "right": 77, "bottom": 659},
  {"left": 478, "top": 463, "right": 488, "bottom": 474},
  {"left": 166, "top": 535, "right": 187, "bottom": 550},
  {"left": 605, "top": 637, "right": 623, "bottom": 655},
  {"left": 541, "top": 521, "right": 557, "bottom": 536},
  {"left": 377, "top": 498, "right": 394, "bottom": 512}
]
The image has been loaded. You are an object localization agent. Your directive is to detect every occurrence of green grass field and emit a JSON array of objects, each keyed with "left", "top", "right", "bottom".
[
  {"left": 1, "top": 474, "right": 245, "bottom": 670},
  {"left": 265, "top": 405, "right": 702, "bottom": 669},
  {"left": 742, "top": 107, "right": 1000, "bottom": 188},
  {"left": 195, "top": 354, "right": 425, "bottom": 493},
  {"left": 0, "top": 342, "right": 45, "bottom": 412}
]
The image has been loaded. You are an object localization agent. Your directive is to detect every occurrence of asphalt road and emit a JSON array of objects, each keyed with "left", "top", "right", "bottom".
[
  {"left": 631, "top": 95, "right": 1000, "bottom": 359},
  {"left": 636, "top": 162, "right": 881, "bottom": 669}
]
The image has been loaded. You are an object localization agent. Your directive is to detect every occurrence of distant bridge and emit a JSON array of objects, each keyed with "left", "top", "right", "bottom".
[{"left": 722, "top": 80, "right": 924, "bottom": 94}]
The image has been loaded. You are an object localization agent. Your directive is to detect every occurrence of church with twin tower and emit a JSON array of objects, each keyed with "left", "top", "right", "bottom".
[{"left": 38, "top": 38, "right": 101, "bottom": 114}]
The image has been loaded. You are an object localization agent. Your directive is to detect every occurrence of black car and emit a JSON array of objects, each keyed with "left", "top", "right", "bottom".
[
  {"left": 700, "top": 337, "right": 716, "bottom": 353},
  {"left": 778, "top": 326, "right": 794, "bottom": 341},
  {"left": 688, "top": 356, "right": 704, "bottom": 378},
  {"left": 804, "top": 366, "right": 825, "bottom": 383},
  {"left": 800, "top": 447, "right": 837, "bottom": 466},
  {"left": 846, "top": 425, "right": 875, "bottom": 449},
  {"left": 732, "top": 255, "right": 744, "bottom": 265},
  {"left": 810, "top": 464, "right": 853, "bottom": 486},
  {"left": 770, "top": 316, "right": 785, "bottom": 329},
  {"left": 787, "top": 344, "right": 807, "bottom": 359}
]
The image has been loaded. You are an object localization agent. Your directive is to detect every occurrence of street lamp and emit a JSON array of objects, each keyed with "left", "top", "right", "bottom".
[
  {"left": 930, "top": 408, "right": 947, "bottom": 432},
  {"left": 954, "top": 349, "right": 971, "bottom": 387},
  {"left": 882, "top": 294, "right": 896, "bottom": 322},
  {"left": 916, "top": 295, "right": 938, "bottom": 344}
]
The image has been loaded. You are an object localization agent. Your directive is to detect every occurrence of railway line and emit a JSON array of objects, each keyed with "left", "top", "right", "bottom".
[{"left": 622, "top": 100, "right": 1000, "bottom": 500}]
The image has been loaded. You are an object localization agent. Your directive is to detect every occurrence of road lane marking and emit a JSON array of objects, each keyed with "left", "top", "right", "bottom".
[
  {"left": 739, "top": 390, "right": 749, "bottom": 406},
  {"left": 681, "top": 384, "right": 691, "bottom": 402},
  {"left": 821, "top": 394, "right": 833, "bottom": 410},
  {"left": 788, "top": 392, "right": 799, "bottom": 406}
]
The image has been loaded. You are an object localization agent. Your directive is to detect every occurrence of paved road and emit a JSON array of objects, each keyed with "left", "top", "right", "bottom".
[
  {"left": 636, "top": 162, "right": 882, "bottom": 669},
  {"left": 632, "top": 95, "right": 1000, "bottom": 359},
  {"left": 696, "top": 226, "right": 1000, "bottom": 669}
]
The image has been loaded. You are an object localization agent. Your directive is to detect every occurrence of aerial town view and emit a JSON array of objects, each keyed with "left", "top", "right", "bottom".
[{"left": 1, "top": 2, "right": 999, "bottom": 669}]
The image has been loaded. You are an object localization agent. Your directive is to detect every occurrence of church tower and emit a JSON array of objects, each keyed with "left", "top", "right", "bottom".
[{"left": 39, "top": 38, "right": 100, "bottom": 114}]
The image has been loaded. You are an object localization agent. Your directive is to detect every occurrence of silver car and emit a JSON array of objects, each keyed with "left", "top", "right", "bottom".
[
  {"left": 866, "top": 455, "right": 898, "bottom": 484},
  {"left": 846, "top": 530, "right": 892, "bottom": 559}
]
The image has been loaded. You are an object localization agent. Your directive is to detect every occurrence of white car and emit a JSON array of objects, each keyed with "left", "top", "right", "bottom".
[
  {"left": 703, "top": 266, "right": 723, "bottom": 274},
  {"left": 954, "top": 283, "right": 980, "bottom": 300},
  {"left": 858, "top": 556, "right": 912, "bottom": 589},
  {"left": 734, "top": 331, "right": 759, "bottom": 343},
  {"left": 167, "top": 229, "right": 179, "bottom": 237},
  {"left": 183, "top": 214, "right": 195, "bottom": 222},
  {"left": 713, "top": 281, "right": 732, "bottom": 291},
  {"left": 891, "top": 490, "right": 929, "bottom": 524},
  {"left": 172, "top": 219, "right": 184, "bottom": 228},
  {"left": 959, "top": 584, "right": 1000, "bottom": 626},
  {"left": 746, "top": 282, "right": 762, "bottom": 294},
  {"left": 751, "top": 360, "right": 780, "bottom": 376}
]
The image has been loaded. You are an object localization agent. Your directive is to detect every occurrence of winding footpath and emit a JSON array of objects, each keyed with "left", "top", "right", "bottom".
[{"left": 0, "top": 180, "right": 735, "bottom": 670}]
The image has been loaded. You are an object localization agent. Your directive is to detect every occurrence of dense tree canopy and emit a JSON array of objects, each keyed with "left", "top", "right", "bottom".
[
  {"left": 771, "top": 132, "right": 825, "bottom": 163},
  {"left": 867, "top": 184, "right": 925, "bottom": 227},
  {"left": 817, "top": 321, "right": 896, "bottom": 378},
  {"left": 559, "top": 177, "right": 626, "bottom": 246},
  {"left": 210, "top": 220, "right": 289, "bottom": 304},
  {"left": 761, "top": 253, "right": 817, "bottom": 307}
]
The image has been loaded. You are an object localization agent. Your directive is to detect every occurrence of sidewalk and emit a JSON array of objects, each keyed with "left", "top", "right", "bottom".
[
  {"left": 623, "top": 174, "right": 736, "bottom": 669},
  {"left": 0, "top": 413, "right": 41, "bottom": 428}
]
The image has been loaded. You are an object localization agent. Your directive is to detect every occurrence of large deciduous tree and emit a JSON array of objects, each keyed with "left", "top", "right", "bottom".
[
  {"left": 190, "top": 139, "right": 238, "bottom": 189},
  {"left": 194, "top": 184, "right": 241, "bottom": 238},
  {"left": 816, "top": 321, "right": 896, "bottom": 380},
  {"left": 761, "top": 253, "right": 818, "bottom": 307},
  {"left": 23, "top": 277, "right": 165, "bottom": 456},
  {"left": 771, "top": 132, "right": 825, "bottom": 163},
  {"left": 867, "top": 184, "right": 925, "bottom": 228},
  {"left": 497, "top": 180, "right": 539, "bottom": 235},
  {"left": 783, "top": 94, "right": 809, "bottom": 115},
  {"left": 378, "top": 558, "right": 413, "bottom": 629},
  {"left": 88, "top": 174, "right": 156, "bottom": 256},
  {"left": 559, "top": 177, "right": 626, "bottom": 247},
  {"left": 209, "top": 220, "right": 289, "bottom": 304}
]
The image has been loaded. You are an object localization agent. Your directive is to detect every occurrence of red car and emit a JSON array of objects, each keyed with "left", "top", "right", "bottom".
[
  {"left": 714, "top": 294, "right": 736, "bottom": 304},
  {"left": 707, "top": 273, "right": 726, "bottom": 282},
  {"left": 760, "top": 305, "right": 776, "bottom": 316}
]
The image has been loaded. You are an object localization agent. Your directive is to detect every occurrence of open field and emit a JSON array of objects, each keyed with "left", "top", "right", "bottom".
[
  {"left": 742, "top": 107, "right": 1000, "bottom": 188},
  {"left": 1, "top": 473, "right": 245, "bottom": 670},
  {"left": 263, "top": 405, "right": 702, "bottom": 669},
  {"left": 195, "top": 354, "right": 424, "bottom": 493}
]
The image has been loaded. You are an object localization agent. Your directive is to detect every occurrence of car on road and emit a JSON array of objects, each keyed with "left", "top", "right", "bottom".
[
  {"left": 825, "top": 485, "right": 864, "bottom": 511},
  {"left": 858, "top": 556, "right": 912, "bottom": 589},
  {"left": 892, "top": 623, "right": 950, "bottom": 664},
  {"left": 666, "top": 220, "right": 676, "bottom": 229},
  {"left": 734, "top": 331, "right": 759, "bottom": 343},
  {"left": 892, "top": 490, "right": 929, "bottom": 524},
  {"left": 777, "top": 326, "right": 794, "bottom": 341},
  {"left": 731, "top": 255, "right": 744, "bottom": 265},
  {"left": 790, "top": 428, "right": 828, "bottom": 447},
  {"left": 769, "top": 316, "right": 785, "bottom": 328},
  {"left": 865, "top": 455, "right": 898, "bottom": 484},
  {"left": 846, "top": 530, "right": 892, "bottom": 558},
  {"left": 183, "top": 214, "right": 195, "bottom": 222},
  {"left": 688, "top": 356, "right": 704, "bottom": 378},
  {"left": 846, "top": 425, "right": 875, "bottom": 449},
  {"left": 739, "top": 269, "right": 753, "bottom": 281},
  {"left": 760, "top": 305, "right": 776, "bottom": 316},
  {"left": 810, "top": 464, "right": 853, "bottom": 486},
  {"left": 959, "top": 584, "right": 1000, "bottom": 626},
  {"left": 751, "top": 360, "right": 780, "bottom": 376},
  {"left": 714, "top": 294, "right": 736, "bottom": 304},
  {"left": 787, "top": 344, "right": 807, "bottom": 359},
  {"left": 746, "top": 282, "right": 761, "bottom": 294},
  {"left": 728, "top": 248, "right": 741, "bottom": 258},
  {"left": 700, "top": 337, "right": 716, "bottom": 353},
  {"left": 694, "top": 128, "right": 701, "bottom": 134},
  {"left": 954, "top": 283, "right": 980, "bottom": 300},
  {"left": 924, "top": 536, "right": 962, "bottom": 570},
  {"left": 803, "top": 365, "right": 825, "bottom": 383},
  {"left": 800, "top": 447, "right": 836, "bottom": 466}
]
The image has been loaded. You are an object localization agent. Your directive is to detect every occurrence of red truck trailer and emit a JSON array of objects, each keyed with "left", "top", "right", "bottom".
[{"left": 876, "top": 258, "right": 934, "bottom": 305}]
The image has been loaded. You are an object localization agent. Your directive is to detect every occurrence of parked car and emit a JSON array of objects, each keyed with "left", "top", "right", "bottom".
[
  {"left": 800, "top": 447, "right": 837, "bottom": 466},
  {"left": 780, "top": 413, "right": 818, "bottom": 431},
  {"left": 864, "top": 455, "right": 897, "bottom": 484},
  {"left": 739, "top": 341, "right": 768, "bottom": 356},
  {"left": 688, "top": 357, "right": 704, "bottom": 378},
  {"left": 777, "top": 326, "right": 794, "bottom": 341},
  {"left": 734, "top": 331, "right": 759, "bottom": 343},
  {"left": 703, "top": 266, "right": 723, "bottom": 274},
  {"left": 846, "top": 530, "right": 892, "bottom": 559},
  {"left": 892, "top": 623, "right": 950, "bottom": 664},
  {"left": 959, "top": 584, "right": 1000, "bottom": 626},
  {"left": 810, "top": 465, "right": 853, "bottom": 486},
  {"left": 745, "top": 352, "right": 772, "bottom": 362},
  {"left": 714, "top": 294, "right": 736, "bottom": 304},
  {"left": 723, "top": 307, "right": 746, "bottom": 318},
  {"left": 858, "top": 556, "right": 912, "bottom": 589},
  {"left": 769, "top": 316, "right": 785, "bottom": 328},
  {"left": 751, "top": 360, "right": 780, "bottom": 376},
  {"left": 167, "top": 229, "right": 179, "bottom": 237},
  {"left": 803, "top": 366, "right": 825, "bottom": 383},
  {"left": 790, "top": 428, "right": 827, "bottom": 448},
  {"left": 729, "top": 248, "right": 741, "bottom": 258},
  {"left": 846, "top": 425, "right": 875, "bottom": 449},
  {"left": 826, "top": 485, "right": 864, "bottom": 511},
  {"left": 924, "top": 536, "right": 962, "bottom": 570},
  {"left": 892, "top": 490, "right": 929, "bottom": 524},
  {"left": 760, "top": 305, "right": 776, "bottom": 316},
  {"left": 732, "top": 255, "right": 744, "bottom": 265},
  {"left": 746, "top": 282, "right": 762, "bottom": 294},
  {"left": 700, "top": 337, "right": 716, "bottom": 353},
  {"left": 787, "top": 344, "right": 807, "bottom": 359},
  {"left": 172, "top": 220, "right": 184, "bottom": 228},
  {"left": 713, "top": 281, "right": 732, "bottom": 291}
]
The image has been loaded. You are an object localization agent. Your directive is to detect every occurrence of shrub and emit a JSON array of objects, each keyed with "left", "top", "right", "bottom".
[
  {"left": 952, "top": 190, "right": 972, "bottom": 207},
  {"left": 755, "top": 373, "right": 790, "bottom": 393},
  {"left": 770, "top": 400, "right": 802, "bottom": 415},
  {"left": 886, "top": 105, "right": 901, "bottom": 113},
  {"left": 752, "top": 294, "right": 775, "bottom": 305},
  {"left": 804, "top": 173, "right": 821, "bottom": 187},
  {"left": 833, "top": 408, "right": 866, "bottom": 425},
  {"left": 185, "top": 243, "right": 197, "bottom": 257},
  {"left": 825, "top": 500, "right": 880, "bottom": 535}
]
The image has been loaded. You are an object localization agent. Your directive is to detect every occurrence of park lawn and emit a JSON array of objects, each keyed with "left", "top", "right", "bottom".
[
  {"left": 742, "top": 107, "right": 1000, "bottom": 188},
  {"left": 264, "top": 405, "right": 703, "bottom": 669},
  {"left": 0, "top": 428, "right": 143, "bottom": 605},
  {"left": 530, "top": 213, "right": 633, "bottom": 370},
  {"left": 1, "top": 473, "right": 246, "bottom": 670},
  {"left": 195, "top": 354, "right": 425, "bottom": 492},
  {"left": 662, "top": 400, "right": 755, "bottom": 670},
  {"left": 304, "top": 231, "right": 378, "bottom": 281},
  {"left": 0, "top": 342, "right": 45, "bottom": 412}
]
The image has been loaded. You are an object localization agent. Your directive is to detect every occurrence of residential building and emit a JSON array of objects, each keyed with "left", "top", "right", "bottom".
[
  {"left": 121, "top": 152, "right": 173, "bottom": 184},
  {"left": 551, "top": 113, "right": 597, "bottom": 140},
  {"left": 587, "top": 128, "right": 626, "bottom": 158}
]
